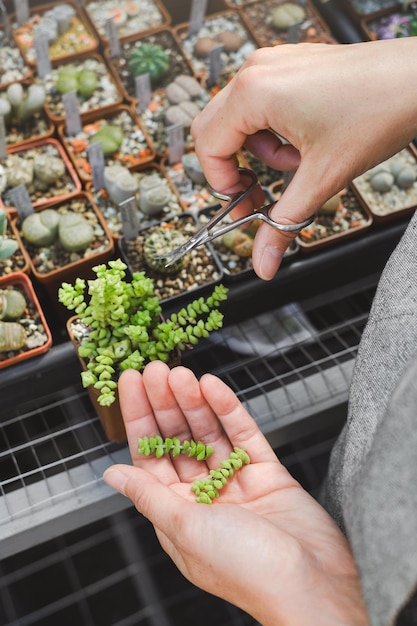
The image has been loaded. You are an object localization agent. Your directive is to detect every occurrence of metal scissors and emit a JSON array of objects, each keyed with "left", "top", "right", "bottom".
[{"left": 162, "top": 167, "right": 316, "bottom": 268}]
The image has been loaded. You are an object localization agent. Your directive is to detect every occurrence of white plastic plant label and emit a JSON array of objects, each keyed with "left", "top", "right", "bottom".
[
  {"left": 105, "top": 18, "right": 121, "bottom": 58},
  {"left": 119, "top": 197, "right": 139, "bottom": 240},
  {"left": 33, "top": 32, "right": 51, "bottom": 79},
  {"left": 207, "top": 44, "right": 224, "bottom": 87},
  {"left": 0, "top": 116, "right": 6, "bottom": 161},
  {"left": 135, "top": 74, "right": 151, "bottom": 114},
  {"left": 87, "top": 142, "right": 105, "bottom": 191},
  {"left": 13, "top": 0, "right": 29, "bottom": 25},
  {"left": 8, "top": 184, "right": 34, "bottom": 220},
  {"left": 62, "top": 92, "right": 82, "bottom": 136},
  {"left": 167, "top": 123, "right": 184, "bottom": 165},
  {"left": 187, "top": 0, "right": 208, "bottom": 36}
]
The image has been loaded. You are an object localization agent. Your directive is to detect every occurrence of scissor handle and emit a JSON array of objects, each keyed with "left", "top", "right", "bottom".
[{"left": 255, "top": 203, "right": 316, "bottom": 232}]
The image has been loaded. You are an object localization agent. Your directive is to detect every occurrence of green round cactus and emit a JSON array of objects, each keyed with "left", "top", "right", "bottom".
[
  {"left": 143, "top": 227, "right": 189, "bottom": 274},
  {"left": 127, "top": 44, "right": 170, "bottom": 83}
]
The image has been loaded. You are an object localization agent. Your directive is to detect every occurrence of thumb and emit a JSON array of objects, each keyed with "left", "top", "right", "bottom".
[
  {"left": 103, "top": 464, "right": 193, "bottom": 528},
  {"left": 253, "top": 158, "right": 342, "bottom": 280}
]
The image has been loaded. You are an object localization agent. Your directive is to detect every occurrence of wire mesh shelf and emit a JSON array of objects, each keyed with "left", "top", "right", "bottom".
[{"left": 0, "top": 274, "right": 378, "bottom": 556}]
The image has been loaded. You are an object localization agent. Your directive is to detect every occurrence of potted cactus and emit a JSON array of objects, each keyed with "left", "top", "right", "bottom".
[
  {"left": 59, "top": 258, "right": 228, "bottom": 441},
  {"left": 0, "top": 271, "right": 53, "bottom": 369}
]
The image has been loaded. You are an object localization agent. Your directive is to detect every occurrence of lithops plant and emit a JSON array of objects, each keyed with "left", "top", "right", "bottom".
[
  {"left": 21, "top": 209, "right": 60, "bottom": 247},
  {"left": 269, "top": 3, "right": 307, "bottom": 30},
  {"left": 0, "top": 208, "right": 18, "bottom": 261},
  {"left": 127, "top": 44, "right": 170, "bottom": 84},
  {"left": 139, "top": 185, "right": 171, "bottom": 216},
  {"left": 181, "top": 153, "right": 206, "bottom": 185},
  {"left": 0, "top": 287, "right": 27, "bottom": 320},
  {"left": 90, "top": 125, "right": 124, "bottom": 156},
  {"left": 0, "top": 320, "right": 27, "bottom": 351},
  {"left": 0, "top": 82, "right": 46, "bottom": 126},
  {"left": 5, "top": 154, "right": 34, "bottom": 188},
  {"left": 222, "top": 228, "right": 253, "bottom": 257},
  {"left": 33, "top": 153, "right": 66, "bottom": 190},
  {"left": 369, "top": 156, "right": 417, "bottom": 192},
  {"left": 103, "top": 165, "right": 138, "bottom": 205},
  {"left": 21, "top": 208, "right": 94, "bottom": 253},
  {"left": 0, "top": 286, "right": 28, "bottom": 351},
  {"left": 56, "top": 65, "right": 99, "bottom": 98},
  {"left": 143, "top": 226, "right": 189, "bottom": 274},
  {"left": 58, "top": 213, "right": 94, "bottom": 252}
]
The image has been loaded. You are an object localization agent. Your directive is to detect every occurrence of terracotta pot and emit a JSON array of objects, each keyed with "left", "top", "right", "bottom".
[
  {"left": 1, "top": 137, "right": 82, "bottom": 217},
  {"left": 0, "top": 271, "right": 53, "bottom": 369},
  {"left": 86, "top": 161, "right": 186, "bottom": 241},
  {"left": 11, "top": 0, "right": 99, "bottom": 68},
  {"left": 57, "top": 104, "right": 156, "bottom": 185},
  {"left": 12, "top": 191, "right": 115, "bottom": 311},
  {"left": 83, "top": 0, "right": 172, "bottom": 45},
  {"left": 104, "top": 27, "right": 196, "bottom": 106},
  {"left": 66, "top": 316, "right": 126, "bottom": 442},
  {"left": 66, "top": 315, "right": 181, "bottom": 443}
]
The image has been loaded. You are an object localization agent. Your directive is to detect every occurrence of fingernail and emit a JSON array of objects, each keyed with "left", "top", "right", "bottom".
[
  {"left": 103, "top": 467, "right": 129, "bottom": 495},
  {"left": 258, "top": 246, "right": 283, "bottom": 280}
]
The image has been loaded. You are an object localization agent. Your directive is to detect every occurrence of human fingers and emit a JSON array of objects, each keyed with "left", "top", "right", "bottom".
[
  {"left": 199, "top": 373, "right": 280, "bottom": 465},
  {"left": 167, "top": 366, "right": 232, "bottom": 467}
]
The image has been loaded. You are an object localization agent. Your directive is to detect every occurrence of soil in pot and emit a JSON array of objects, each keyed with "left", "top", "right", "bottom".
[
  {"left": 240, "top": 0, "right": 334, "bottom": 47},
  {"left": 90, "top": 164, "right": 184, "bottom": 239},
  {"left": 59, "top": 106, "right": 155, "bottom": 183},
  {"left": 0, "top": 271, "right": 52, "bottom": 369},
  {"left": 120, "top": 213, "right": 223, "bottom": 303},
  {"left": 84, "top": 0, "right": 171, "bottom": 43},
  {"left": 12, "top": 1, "right": 98, "bottom": 66}
]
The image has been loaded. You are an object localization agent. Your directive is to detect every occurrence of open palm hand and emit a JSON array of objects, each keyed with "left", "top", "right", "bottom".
[{"left": 104, "top": 362, "right": 368, "bottom": 625}]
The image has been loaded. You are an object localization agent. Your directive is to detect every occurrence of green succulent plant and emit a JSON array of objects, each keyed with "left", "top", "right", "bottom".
[
  {"left": 58, "top": 259, "right": 228, "bottom": 407},
  {"left": 137, "top": 435, "right": 251, "bottom": 504},
  {"left": 56, "top": 65, "right": 99, "bottom": 98},
  {"left": 127, "top": 44, "right": 170, "bottom": 84}
]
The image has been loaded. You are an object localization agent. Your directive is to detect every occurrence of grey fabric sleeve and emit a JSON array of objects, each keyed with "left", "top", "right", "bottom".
[{"left": 322, "top": 210, "right": 417, "bottom": 626}]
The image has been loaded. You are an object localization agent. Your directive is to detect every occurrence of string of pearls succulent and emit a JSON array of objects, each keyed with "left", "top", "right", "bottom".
[{"left": 137, "top": 436, "right": 250, "bottom": 504}]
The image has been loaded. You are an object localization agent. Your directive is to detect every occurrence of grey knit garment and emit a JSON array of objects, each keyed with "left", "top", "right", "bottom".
[{"left": 323, "top": 210, "right": 417, "bottom": 626}]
